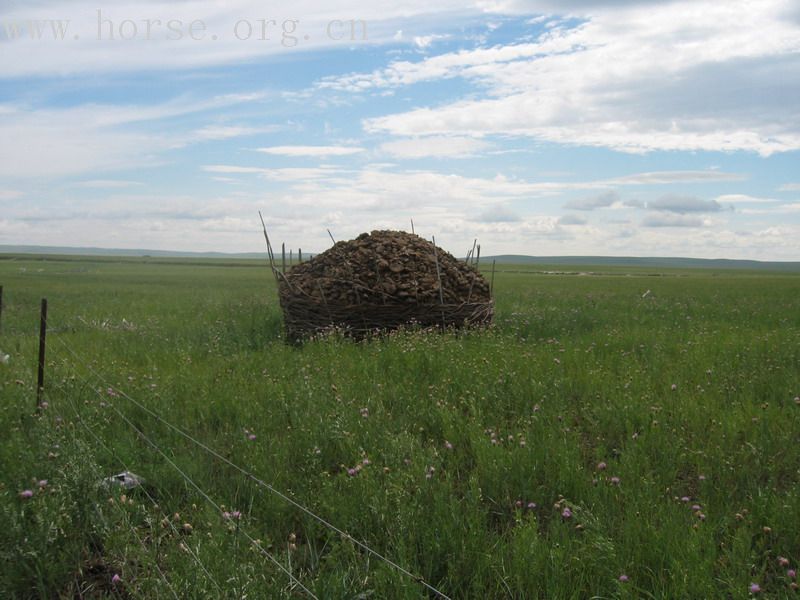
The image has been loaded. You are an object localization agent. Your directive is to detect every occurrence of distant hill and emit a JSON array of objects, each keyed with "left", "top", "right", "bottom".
[
  {"left": 0, "top": 245, "right": 267, "bottom": 259},
  {"left": 1, "top": 245, "right": 797, "bottom": 272},
  {"left": 485, "top": 255, "right": 800, "bottom": 272}
]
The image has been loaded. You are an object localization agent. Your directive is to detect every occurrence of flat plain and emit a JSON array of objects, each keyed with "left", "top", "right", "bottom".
[{"left": 1, "top": 255, "right": 799, "bottom": 598}]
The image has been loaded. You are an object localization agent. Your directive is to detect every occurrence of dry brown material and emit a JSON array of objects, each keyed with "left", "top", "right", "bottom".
[{"left": 277, "top": 230, "right": 493, "bottom": 340}]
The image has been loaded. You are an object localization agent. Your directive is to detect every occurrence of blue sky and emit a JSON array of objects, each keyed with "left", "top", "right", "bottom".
[{"left": 1, "top": 0, "right": 799, "bottom": 259}]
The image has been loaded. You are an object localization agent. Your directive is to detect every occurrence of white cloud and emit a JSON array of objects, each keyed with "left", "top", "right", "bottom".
[
  {"left": 606, "top": 171, "right": 746, "bottom": 185},
  {"left": 203, "top": 165, "right": 267, "bottom": 174},
  {"left": 413, "top": 34, "right": 450, "bottom": 49},
  {"left": 0, "top": 0, "right": 478, "bottom": 78},
  {"left": 565, "top": 190, "right": 619, "bottom": 211},
  {"left": 647, "top": 195, "right": 723, "bottom": 214},
  {"left": 716, "top": 194, "right": 779, "bottom": 204},
  {"left": 255, "top": 145, "right": 365, "bottom": 157},
  {"left": 358, "top": 0, "right": 800, "bottom": 155},
  {"left": 379, "top": 136, "right": 491, "bottom": 158},
  {"left": 2, "top": 161, "right": 797, "bottom": 259},
  {"left": 0, "top": 190, "right": 24, "bottom": 200},
  {"left": 203, "top": 164, "right": 749, "bottom": 200},
  {"left": 477, "top": 206, "right": 522, "bottom": 222},
  {"left": 193, "top": 125, "right": 279, "bottom": 141},
  {"left": 641, "top": 214, "right": 709, "bottom": 228},
  {"left": 71, "top": 179, "right": 144, "bottom": 188},
  {"left": 0, "top": 93, "right": 266, "bottom": 178},
  {"left": 739, "top": 202, "right": 800, "bottom": 214},
  {"left": 779, "top": 183, "right": 800, "bottom": 191},
  {"left": 558, "top": 214, "right": 587, "bottom": 225},
  {"left": 203, "top": 164, "right": 345, "bottom": 181},
  {"left": 319, "top": 41, "right": 554, "bottom": 92}
]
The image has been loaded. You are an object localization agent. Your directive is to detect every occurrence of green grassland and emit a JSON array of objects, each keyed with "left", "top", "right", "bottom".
[{"left": 1, "top": 255, "right": 799, "bottom": 598}]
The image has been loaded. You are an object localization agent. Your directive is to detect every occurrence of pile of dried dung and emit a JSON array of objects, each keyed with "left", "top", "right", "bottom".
[{"left": 277, "top": 230, "right": 493, "bottom": 340}]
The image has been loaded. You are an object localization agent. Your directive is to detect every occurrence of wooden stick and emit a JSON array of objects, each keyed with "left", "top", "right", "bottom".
[
  {"left": 490, "top": 259, "right": 496, "bottom": 297},
  {"left": 258, "top": 211, "right": 279, "bottom": 282},
  {"left": 410, "top": 218, "right": 415, "bottom": 235},
  {"left": 431, "top": 237, "right": 445, "bottom": 306},
  {"left": 431, "top": 236, "right": 446, "bottom": 330},
  {"left": 327, "top": 229, "right": 336, "bottom": 245},
  {"left": 37, "top": 298, "right": 47, "bottom": 409},
  {"left": 282, "top": 243, "right": 286, "bottom": 274},
  {"left": 317, "top": 281, "right": 334, "bottom": 325}
]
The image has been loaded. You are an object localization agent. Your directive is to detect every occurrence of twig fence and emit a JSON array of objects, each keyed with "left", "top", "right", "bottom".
[{"left": 258, "top": 216, "right": 495, "bottom": 341}]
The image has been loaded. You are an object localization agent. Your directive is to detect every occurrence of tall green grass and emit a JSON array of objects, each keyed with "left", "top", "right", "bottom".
[{"left": 1, "top": 256, "right": 799, "bottom": 598}]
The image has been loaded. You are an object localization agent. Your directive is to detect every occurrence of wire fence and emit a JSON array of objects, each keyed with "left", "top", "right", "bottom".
[
  {"left": 45, "top": 378, "right": 220, "bottom": 597},
  {"left": 1, "top": 295, "right": 451, "bottom": 600},
  {"left": 42, "top": 315, "right": 318, "bottom": 598}
]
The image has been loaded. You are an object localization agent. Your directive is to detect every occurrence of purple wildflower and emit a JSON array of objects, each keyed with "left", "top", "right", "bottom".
[
  {"left": 749, "top": 583, "right": 761, "bottom": 594},
  {"left": 788, "top": 569, "right": 797, "bottom": 580},
  {"left": 111, "top": 574, "right": 121, "bottom": 585},
  {"left": 19, "top": 489, "right": 34, "bottom": 499},
  {"left": 347, "top": 468, "right": 357, "bottom": 477},
  {"left": 596, "top": 461, "right": 607, "bottom": 471},
  {"left": 610, "top": 476, "right": 621, "bottom": 485},
  {"left": 561, "top": 507, "right": 572, "bottom": 519},
  {"left": 619, "top": 574, "right": 629, "bottom": 583},
  {"left": 37, "top": 480, "right": 48, "bottom": 489}
]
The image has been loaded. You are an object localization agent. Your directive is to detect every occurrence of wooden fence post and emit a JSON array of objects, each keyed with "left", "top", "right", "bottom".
[{"left": 37, "top": 298, "right": 47, "bottom": 408}]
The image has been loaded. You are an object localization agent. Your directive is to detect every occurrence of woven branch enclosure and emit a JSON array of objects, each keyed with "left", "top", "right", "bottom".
[{"left": 276, "top": 230, "right": 493, "bottom": 341}]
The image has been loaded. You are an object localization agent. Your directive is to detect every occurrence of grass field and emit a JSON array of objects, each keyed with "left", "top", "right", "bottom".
[{"left": 1, "top": 254, "right": 799, "bottom": 599}]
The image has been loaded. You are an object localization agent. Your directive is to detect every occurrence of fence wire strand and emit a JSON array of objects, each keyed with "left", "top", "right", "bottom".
[
  {"left": 43, "top": 312, "right": 451, "bottom": 600},
  {"left": 44, "top": 376, "right": 222, "bottom": 596},
  {"left": 43, "top": 348, "right": 316, "bottom": 599},
  {"left": 41, "top": 386, "right": 181, "bottom": 600}
]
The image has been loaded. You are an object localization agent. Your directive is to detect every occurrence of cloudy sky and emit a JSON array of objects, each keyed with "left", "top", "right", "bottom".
[{"left": 1, "top": 0, "right": 799, "bottom": 259}]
